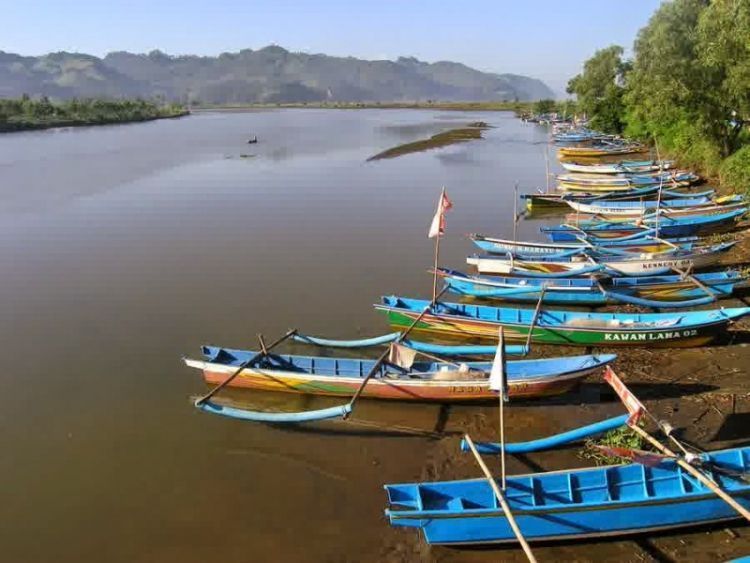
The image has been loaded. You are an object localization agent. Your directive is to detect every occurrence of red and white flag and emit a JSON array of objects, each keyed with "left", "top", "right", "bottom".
[
  {"left": 593, "top": 445, "right": 667, "bottom": 468},
  {"left": 428, "top": 188, "right": 453, "bottom": 238},
  {"left": 603, "top": 366, "right": 646, "bottom": 426}
]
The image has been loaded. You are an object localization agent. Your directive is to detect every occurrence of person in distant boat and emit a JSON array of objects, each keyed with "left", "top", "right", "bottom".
[{"left": 248, "top": 136, "right": 258, "bottom": 144}]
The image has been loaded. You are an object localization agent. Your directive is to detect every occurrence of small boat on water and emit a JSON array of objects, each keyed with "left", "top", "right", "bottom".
[
  {"left": 566, "top": 195, "right": 744, "bottom": 218},
  {"left": 384, "top": 444, "right": 750, "bottom": 545},
  {"left": 375, "top": 296, "right": 750, "bottom": 347},
  {"left": 564, "top": 201, "right": 748, "bottom": 223},
  {"left": 521, "top": 186, "right": 715, "bottom": 210},
  {"left": 542, "top": 207, "right": 747, "bottom": 242},
  {"left": 438, "top": 268, "right": 747, "bottom": 307},
  {"left": 557, "top": 171, "right": 699, "bottom": 192},
  {"left": 560, "top": 159, "right": 675, "bottom": 174},
  {"left": 466, "top": 242, "right": 736, "bottom": 277},
  {"left": 558, "top": 143, "right": 647, "bottom": 158},
  {"left": 470, "top": 234, "right": 701, "bottom": 256},
  {"left": 183, "top": 346, "right": 616, "bottom": 401}
]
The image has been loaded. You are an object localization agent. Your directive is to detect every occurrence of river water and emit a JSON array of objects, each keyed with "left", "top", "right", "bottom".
[{"left": 0, "top": 109, "right": 625, "bottom": 562}]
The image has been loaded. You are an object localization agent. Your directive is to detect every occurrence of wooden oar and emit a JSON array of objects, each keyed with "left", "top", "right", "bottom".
[
  {"left": 195, "top": 329, "right": 297, "bottom": 405},
  {"left": 343, "top": 286, "right": 448, "bottom": 418},
  {"left": 672, "top": 265, "right": 716, "bottom": 300},
  {"left": 523, "top": 287, "right": 546, "bottom": 351},
  {"left": 464, "top": 434, "right": 537, "bottom": 563},
  {"left": 629, "top": 423, "right": 750, "bottom": 523}
]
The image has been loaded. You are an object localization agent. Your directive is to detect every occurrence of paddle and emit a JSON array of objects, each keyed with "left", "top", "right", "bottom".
[
  {"left": 343, "top": 285, "right": 449, "bottom": 419},
  {"left": 464, "top": 434, "right": 537, "bottom": 563},
  {"left": 195, "top": 328, "right": 298, "bottom": 405},
  {"left": 604, "top": 367, "right": 750, "bottom": 523},
  {"left": 629, "top": 423, "right": 750, "bottom": 523},
  {"left": 524, "top": 287, "right": 546, "bottom": 351}
]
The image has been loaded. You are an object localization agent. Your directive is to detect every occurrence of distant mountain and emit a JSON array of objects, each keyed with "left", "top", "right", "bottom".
[{"left": 0, "top": 46, "right": 555, "bottom": 103}]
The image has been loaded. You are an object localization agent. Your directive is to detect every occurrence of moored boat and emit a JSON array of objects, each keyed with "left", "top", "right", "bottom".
[
  {"left": 183, "top": 346, "right": 616, "bottom": 401},
  {"left": 557, "top": 171, "right": 699, "bottom": 191},
  {"left": 560, "top": 159, "right": 675, "bottom": 174},
  {"left": 469, "top": 234, "right": 700, "bottom": 256},
  {"left": 375, "top": 296, "right": 750, "bottom": 347},
  {"left": 558, "top": 144, "right": 648, "bottom": 158},
  {"left": 564, "top": 201, "right": 747, "bottom": 223},
  {"left": 565, "top": 195, "right": 743, "bottom": 218},
  {"left": 438, "top": 268, "right": 747, "bottom": 307},
  {"left": 384, "top": 445, "right": 750, "bottom": 545},
  {"left": 542, "top": 207, "right": 747, "bottom": 242},
  {"left": 466, "top": 241, "right": 736, "bottom": 277}
]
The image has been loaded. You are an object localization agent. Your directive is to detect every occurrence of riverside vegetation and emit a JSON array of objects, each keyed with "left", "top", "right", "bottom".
[
  {"left": 567, "top": 0, "right": 750, "bottom": 192},
  {"left": 0, "top": 97, "right": 188, "bottom": 132}
]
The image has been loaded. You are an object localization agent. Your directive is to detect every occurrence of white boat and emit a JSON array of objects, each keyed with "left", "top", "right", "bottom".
[
  {"left": 560, "top": 160, "right": 675, "bottom": 174},
  {"left": 466, "top": 242, "right": 736, "bottom": 277},
  {"left": 565, "top": 200, "right": 746, "bottom": 221}
]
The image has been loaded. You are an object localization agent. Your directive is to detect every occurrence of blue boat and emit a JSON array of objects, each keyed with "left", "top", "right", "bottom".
[
  {"left": 184, "top": 346, "right": 617, "bottom": 402},
  {"left": 384, "top": 445, "right": 750, "bottom": 545},
  {"left": 470, "top": 234, "right": 701, "bottom": 256},
  {"left": 542, "top": 207, "right": 747, "bottom": 242},
  {"left": 438, "top": 268, "right": 747, "bottom": 308},
  {"left": 376, "top": 295, "right": 750, "bottom": 347}
]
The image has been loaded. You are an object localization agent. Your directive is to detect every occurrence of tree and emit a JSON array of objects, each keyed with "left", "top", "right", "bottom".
[
  {"left": 567, "top": 45, "right": 629, "bottom": 133},
  {"left": 533, "top": 99, "right": 556, "bottom": 115},
  {"left": 697, "top": 0, "right": 750, "bottom": 155}
]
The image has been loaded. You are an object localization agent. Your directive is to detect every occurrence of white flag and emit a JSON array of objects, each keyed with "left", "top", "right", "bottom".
[
  {"left": 388, "top": 342, "right": 417, "bottom": 370},
  {"left": 489, "top": 327, "right": 508, "bottom": 400},
  {"left": 427, "top": 188, "right": 453, "bottom": 238}
]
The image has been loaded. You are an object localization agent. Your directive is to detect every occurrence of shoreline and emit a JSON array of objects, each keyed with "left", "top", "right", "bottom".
[
  {"left": 0, "top": 110, "right": 191, "bottom": 134},
  {"left": 193, "top": 101, "right": 533, "bottom": 113}
]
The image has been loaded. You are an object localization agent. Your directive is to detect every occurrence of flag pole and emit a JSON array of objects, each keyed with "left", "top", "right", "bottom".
[
  {"left": 514, "top": 182, "right": 519, "bottom": 241},
  {"left": 498, "top": 327, "right": 507, "bottom": 490},
  {"left": 431, "top": 187, "right": 445, "bottom": 303}
]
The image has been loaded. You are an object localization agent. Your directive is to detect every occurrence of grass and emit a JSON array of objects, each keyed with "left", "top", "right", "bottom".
[
  {"left": 580, "top": 425, "right": 649, "bottom": 466},
  {"left": 367, "top": 122, "right": 489, "bottom": 161}
]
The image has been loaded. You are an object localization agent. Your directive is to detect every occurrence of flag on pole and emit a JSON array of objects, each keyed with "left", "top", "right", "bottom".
[
  {"left": 593, "top": 445, "right": 667, "bottom": 467},
  {"left": 603, "top": 366, "right": 646, "bottom": 425},
  {"left": 489, "top": 327, "right": 508, "bottom": 401},
  {"left": 428, "top": 188, "right": 453, "bottom": 239},
  {"left": 388, "top": 342, "right": 417, "bottom": 370}
]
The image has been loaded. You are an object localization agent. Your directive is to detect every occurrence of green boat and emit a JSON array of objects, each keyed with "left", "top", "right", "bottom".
[{"left": 375, "top": 296, "right": 750, "bottom": 347}]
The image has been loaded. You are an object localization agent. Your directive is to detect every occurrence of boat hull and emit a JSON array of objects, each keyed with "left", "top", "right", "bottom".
[
  {"left": 385, "top": 445, "right": 750, "bottom": 545},
  {"left": 466, "top": 243, "right": 733, "bottom": 277},
  {"left": 389, "top": 491, "right": 750, "bottom": 545},
  {"left": 441, "top": 270, "right": 740, "bottom": 305},
  {"left": 187, "top": 360, "right": 603, "bottom": 401},
  {"left": 382, "top": 308, "right": 717, "bottom": 347}
]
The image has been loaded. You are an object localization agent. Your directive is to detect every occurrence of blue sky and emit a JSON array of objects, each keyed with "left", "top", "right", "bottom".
[{"left": 0, "top": 0, "right": 663, "bottom": 93}]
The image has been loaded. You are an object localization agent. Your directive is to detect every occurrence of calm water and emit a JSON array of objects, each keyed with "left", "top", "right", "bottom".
[{"left": 0, "top": 110, "right": 583, "bottom": 562}]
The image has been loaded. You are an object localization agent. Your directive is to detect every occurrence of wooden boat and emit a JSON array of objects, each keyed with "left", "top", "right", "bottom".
[
  {"left": 543, "top": 207, "right": 747, "bottom": 242},
  {"left": 558, "top": 144, "right": 647, "bottom": 158},
  {"left": 384, "top": 445, "right": 750, "bottom": 545},
  {"left": 438, "top": 268, "right": 747, "bottom": 308},
  {"left": 561, "top": 160, "right": 675, "bottom": 174},
  {"left": 466, "top": 242, "right": 736, "bottom": 277},
  {"left": 469, "top": 234, "right": 701, "bottom": 257},
  {"left": 521, "top": 186, "right": 715, "bottom": 210},
  {"left": 557, "top": 171, "right": 699, "bottom": 191},
  {"left": 564, "top": 201, "right": 748, "bottom": 223},
  {"left": 566, "top": 195, "right": 743, "bottom": 218},
  {"left": 375, "top": 296, "right": 750, "bottom": 347},
  {"left": 183, "top": 346, "right": 617, "bottom": 401}
]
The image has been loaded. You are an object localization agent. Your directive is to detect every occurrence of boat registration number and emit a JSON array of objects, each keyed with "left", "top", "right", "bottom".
[{"left": 603, "top": 329, "right": 698, "bottom": 342}]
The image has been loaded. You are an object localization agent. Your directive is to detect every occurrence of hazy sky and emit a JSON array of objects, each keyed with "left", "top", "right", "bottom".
[{"left": 0, "top": 0, "right": 663, "bottom": 93}]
